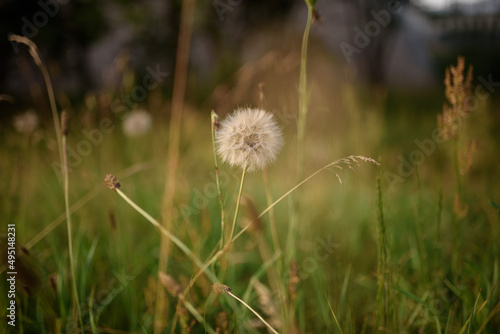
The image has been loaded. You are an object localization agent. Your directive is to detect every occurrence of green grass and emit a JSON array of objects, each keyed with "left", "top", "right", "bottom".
[
  {"left": 2, "top": 95, "right": 499, "bottom": 332},
  {"left": 2, "top": 16, "right": 500, "bottom": 334}
]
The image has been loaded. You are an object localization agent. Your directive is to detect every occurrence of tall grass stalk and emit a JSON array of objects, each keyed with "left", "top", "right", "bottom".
[
  {"left": 436, "top": 188, "right": 443, "bottom": 269},
  {"left": 8, "top": 34, "right": 63, "bottom": 165},
  {"left": 263, "top": 167, "right": 281, "bottom": 266},
  {"left": 156, "top": 0, "right": 196, "bottom": 331},
  {"left": 211, "top": 110, "right": 226, "bottom": 249},
  {"left": 9, "top": 34, "right": 83, "bottom": 330},
  {"left": 414, "top": 163, "right": 429, "bottom": 284},
  {"left": 452, "top": 137, "right": 463, "bottom": 278},
  {"left": 296, "top": 0, "right": 314, "bottom": 179},
  {"left": 61, "top": 113, "right": 84, "bottom": 332},
  {"left": 376, "top": 175, "right": 389, "bottom": 329},
  {"left": 287, "top": 0, "right": 314, "bottom": 272}
]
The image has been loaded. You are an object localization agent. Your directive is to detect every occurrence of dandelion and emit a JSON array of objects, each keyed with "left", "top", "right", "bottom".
[
  {"left": 216, "top": 108, "right": 283, "bottom": 245},
  {"left": 122, "top": 109, "right": 152, "bottom": 138},
  {"left": 13, "top": 110, "right": 39, "bottom": 134},
  {"left": 216, "top": 108, "right": 283, "bottom": 172}
]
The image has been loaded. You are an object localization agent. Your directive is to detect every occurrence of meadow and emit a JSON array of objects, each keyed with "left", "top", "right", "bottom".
[{"left": 1, "top": 2, "right": 500, "bottom": 334}]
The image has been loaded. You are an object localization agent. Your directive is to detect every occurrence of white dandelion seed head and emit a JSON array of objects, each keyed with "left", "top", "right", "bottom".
[
  {"left": 216, "top": 108, "right": 284, "bottom": 172},
  {"left": 122, "top": 109, "right": 152, "bottom": 138},
  {"left": 13, "top": 110, "right": 39, "bottom": 134}
]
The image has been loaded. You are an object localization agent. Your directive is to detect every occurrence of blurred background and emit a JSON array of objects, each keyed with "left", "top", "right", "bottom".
[
  {"left": 1, "top": 0, "right": 500, "bottom": 332},
  {"left": 1, "top": 0, "right": 500, "bottom": 119}
]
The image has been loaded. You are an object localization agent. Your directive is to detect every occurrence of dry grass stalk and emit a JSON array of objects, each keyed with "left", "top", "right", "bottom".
[
  {"left": 459, "top": 139, "right": 478, "bottom": 175},
  {"left": 157, "top": 0, "right": 196, "bottom": 331},
  {"left": 60, "top": 110, "right": 68, "bottom": 136},
  {"left": 8, "top": 34, "right": 63, "bottom": 163},
  {"left": 438, "top": 56, "right": 473, "bottom": 140}
]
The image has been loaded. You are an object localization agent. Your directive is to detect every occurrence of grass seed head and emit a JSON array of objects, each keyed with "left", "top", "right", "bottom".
[
  {"left": 104, "top": 174, "right": 121, "bottom": 191},
  {"left": 438, "top": 56, "right": 473, "bottom": 140},
  {"left": 216, "top": 108, "right": 284, "bottom": 172},
  {"left": 212, "top": 282, "right": 231, "bottom": 295}
]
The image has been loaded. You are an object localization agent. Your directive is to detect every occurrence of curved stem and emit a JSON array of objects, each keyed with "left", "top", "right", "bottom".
[{"left": 115, "top": 188, "right": 218, "bottom": 284}]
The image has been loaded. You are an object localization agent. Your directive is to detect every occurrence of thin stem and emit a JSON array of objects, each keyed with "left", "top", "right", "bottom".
[
  {"left": 296, "top": 2, "right": 313, "bottom": 181},
  {"left": 114, "top": 188, "right": 218, "bottom": 283},
  {"left": 157, "top": 0, "right": 196, "bottom": 330},
  {"left": 8, "top": 35, "right": 63, "bottom": 165},
  {"left": 235, "top": 157, "right": 367, "bottom": 242},
  {"left": 227, "top": 291, "right": 280, "bottom": 334},
  {"left": 376, "top": 175, "right": 388, "bottom": 328},
  {"left": 63, "top": 136, "right": 83, "bottom": 331},
  {"left": 211, "top": 110, "right": 225, "bottom": 249},
  {"left": 228, "top": 164, "right": 248, "bottom": 243},
  {"left": 453, "top": 137, "right": 462, "bottom": 197},
  {"left": 263, "top": 167, "right": 281, "bottom": 262},
  {"left": 288, "top": 0, "right": 313, "bottom": 278}
]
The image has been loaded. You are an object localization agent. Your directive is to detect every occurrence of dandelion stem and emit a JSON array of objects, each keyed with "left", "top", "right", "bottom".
[
  {"left": 62, "top": 135, "right": 84, "bottom": 332},
  {"left": 227, "top": 290, "right": 280, "bottom": 334},
  {"left": 228, "top": 164, "right": 248, "bottom": 243}
]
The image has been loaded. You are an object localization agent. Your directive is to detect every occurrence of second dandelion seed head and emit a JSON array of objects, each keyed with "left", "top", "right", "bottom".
[{"left": 216, "top": 108, "right": 284, "bottom": 172}]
